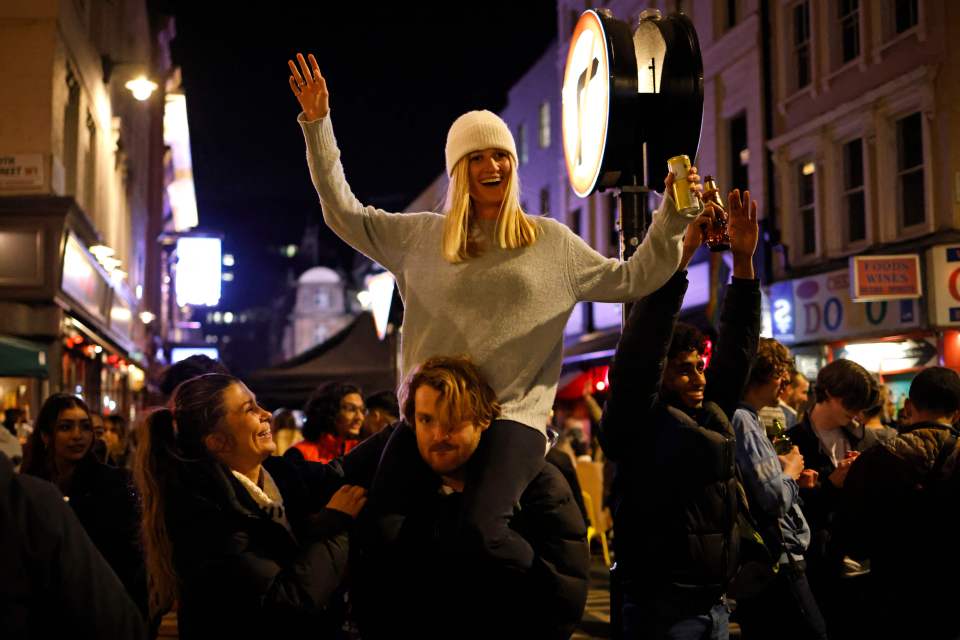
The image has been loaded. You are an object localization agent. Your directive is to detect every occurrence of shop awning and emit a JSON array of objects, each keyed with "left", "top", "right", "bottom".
[{"left": 0, "top": 335, "right": 48, "bottom": 377}]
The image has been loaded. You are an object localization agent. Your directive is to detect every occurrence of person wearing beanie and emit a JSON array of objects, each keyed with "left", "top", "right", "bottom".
[{"left": 287, "top": 52, "right": 704, "bottom": 573}]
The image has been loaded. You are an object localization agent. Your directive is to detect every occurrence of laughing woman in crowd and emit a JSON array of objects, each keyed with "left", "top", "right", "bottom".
[
  {"left": 21, "top": 393, "right": 148, "bottom": 617},
  {"left": 135, "top": 373, "right": 366, "bottom": 638}
]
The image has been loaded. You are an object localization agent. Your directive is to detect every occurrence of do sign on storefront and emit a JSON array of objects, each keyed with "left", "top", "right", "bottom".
[
  {"left": 928, "top": 245, "right": 960, "bottom": 326},
  {"left": 770, "top": 268, "right": 920, "bottom": 345}
]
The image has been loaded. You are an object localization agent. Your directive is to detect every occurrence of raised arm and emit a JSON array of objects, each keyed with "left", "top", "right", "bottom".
[
  {"left": 568, "top": 170, "right": 702, "bottom": 304},
  {"left": 704, "top": 189, "right": 760, "bottom": 419},
  {"left": 289, "top": 52, "right": 424, "bottom": 272},
  {"left": 598, "top": 271, "right": 688, "bottom": 460}
]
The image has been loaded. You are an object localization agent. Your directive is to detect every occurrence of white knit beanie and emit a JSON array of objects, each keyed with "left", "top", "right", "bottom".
[{"left": 444, "top": 110, "right": 518, "bottom": 176}]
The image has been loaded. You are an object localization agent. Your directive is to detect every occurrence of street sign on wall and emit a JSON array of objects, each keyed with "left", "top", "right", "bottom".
[
  {"left": 849, "top": 254, "right": 921, "bottom": 302},
  {"left": 928, "top": 244, "right": 960, "bottom": 326}
]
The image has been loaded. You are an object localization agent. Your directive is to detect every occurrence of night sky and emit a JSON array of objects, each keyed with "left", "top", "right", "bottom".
[{"left": 170, "top": 2, "right": 558, "bottom": 311}]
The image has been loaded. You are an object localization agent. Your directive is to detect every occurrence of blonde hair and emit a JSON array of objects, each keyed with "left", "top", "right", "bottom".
[
  {"left": 440, "top": 154, "right": 540, "bottom": 263},
  {"left": 401, "top": 355, "right": 501, "bottom": 430}
]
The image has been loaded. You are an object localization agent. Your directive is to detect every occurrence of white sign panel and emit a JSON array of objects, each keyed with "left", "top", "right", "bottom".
[
  {"left": 0, "top": 154, "right": 44, "bottom": 190},
  {"left": 928, "top": 244, "right": 960, "bottom": 327},
  {"left": 175, "top": 237, "right": 222, "bottom": 307}
]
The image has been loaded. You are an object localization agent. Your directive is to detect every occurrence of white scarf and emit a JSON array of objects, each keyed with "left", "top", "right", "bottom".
[{"left": 232, "top": 468, "right": 292, "bottom": 534}]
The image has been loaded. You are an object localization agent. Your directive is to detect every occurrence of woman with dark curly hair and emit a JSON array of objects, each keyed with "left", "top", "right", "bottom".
[
  {"left": 20, "top": 393, "right": 148, "bottom": 618},
  {"left": 285, "top": 382, "right": 365, "bottom": 464}
]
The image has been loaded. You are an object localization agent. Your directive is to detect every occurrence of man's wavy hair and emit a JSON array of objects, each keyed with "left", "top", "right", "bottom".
[
  {"left": 401, "top": 356, "right": 500, "bottom": 430},
  {"left": 813, "top": 359, "right": 878, "bottom": 412},
  {"left": 747, "top": 338, "right": 794, "bottom": 388}
]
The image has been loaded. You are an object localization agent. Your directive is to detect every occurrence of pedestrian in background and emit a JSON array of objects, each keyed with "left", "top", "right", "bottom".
[
  {"left": 271, "top": 408, "right": 304, "bottom": 456},
  {"left": 0, "top": 451, "right": 146, "bottom": 639},
  {"left": 285, "top": 382, "right": 365, "bottom": 464},
  {"left": 733, "top": 338, "right": 826, "bottom": 640},
  {"left": 20, "top": 393, "right": 147, "bottom": 618},
  {"left": 839, "top": 366, "right": 960, "bottom": 639}
]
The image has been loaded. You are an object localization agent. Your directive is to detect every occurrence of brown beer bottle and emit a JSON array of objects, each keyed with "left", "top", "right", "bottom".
[{"left": 703, "top": 176, "right": 730, "bottom": 252}]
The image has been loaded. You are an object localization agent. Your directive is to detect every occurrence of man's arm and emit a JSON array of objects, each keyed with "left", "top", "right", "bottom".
[
  {"left": 704, "top": 276, "right": 761, "bottom": 419},
  {"left": 598, "top": 271, "right": 687, "bottom": 460},
  {"left": 704, "top": 188, "right": 760, "bottom": 419}
]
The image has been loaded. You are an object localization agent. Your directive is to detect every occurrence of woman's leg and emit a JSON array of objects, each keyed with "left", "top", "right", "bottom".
[{"left": 458, "top": 419, "right": 546, "bottom": 572}]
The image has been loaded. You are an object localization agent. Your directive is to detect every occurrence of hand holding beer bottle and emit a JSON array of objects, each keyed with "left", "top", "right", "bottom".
[{"left": 702, "top": 176, "right": 731, "bottom": 252}]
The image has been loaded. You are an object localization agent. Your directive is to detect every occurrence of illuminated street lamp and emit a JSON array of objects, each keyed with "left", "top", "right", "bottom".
[
  {"left": 102, "top": 55, "right": 159, "bottom": 101},
  {"left": 125, "top": 76, "right": 159, "bottom": 101}
]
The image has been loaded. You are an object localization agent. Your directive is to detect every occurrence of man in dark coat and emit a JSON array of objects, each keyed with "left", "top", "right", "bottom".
[
  {"left": 0, "top": 452, "right": 146, "bottom": 639},
  {"left": 785, "top": 358, "right": 879, "bottom": 639},
  {"left": 599, "top": 189, "right": 760, "bottom": 638},
  {"left": 838, "top": 366, "right": 960, "bottom": 640},
  {"left": 350, "top": 356, "right": 590, "bottom": 640}
]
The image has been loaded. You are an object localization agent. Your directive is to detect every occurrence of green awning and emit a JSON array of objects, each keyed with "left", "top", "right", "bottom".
[{"left": 0, "top": 335, "right": 49, "bottom": 378}]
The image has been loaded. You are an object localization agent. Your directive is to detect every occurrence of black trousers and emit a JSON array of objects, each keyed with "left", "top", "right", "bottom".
[
  {"left": 369, "top": 418, "right": 546, "bottom": 571},
  {"left": 736, "top": 564, "right": 828, "bottom": 640}
]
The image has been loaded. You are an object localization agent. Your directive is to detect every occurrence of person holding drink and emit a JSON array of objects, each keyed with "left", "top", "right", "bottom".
[
  {"left": 599, "top": 181, "right": 760, "bottom": 638},
  {"left": 732, "top": 338, "right": 828, "bottom": 639},
  {"left": 287, "top": 50, "right": 705, "bottom": 574}
]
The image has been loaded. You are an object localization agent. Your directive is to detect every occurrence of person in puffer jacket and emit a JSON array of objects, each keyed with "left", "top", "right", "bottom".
[
  {"left": 838, "top": 366, "right": 960, "bottom": 640},
  {"left": 599, "top": 189, "right": 760, "bottom": 639}
]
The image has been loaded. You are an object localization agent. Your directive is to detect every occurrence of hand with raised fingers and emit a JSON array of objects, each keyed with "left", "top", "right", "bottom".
[
  {"left": 288, "top": 52, "right": 329, "bottom": 121},
  {"left": 727, "top": 188, "right": 759, "bottom": 261}
]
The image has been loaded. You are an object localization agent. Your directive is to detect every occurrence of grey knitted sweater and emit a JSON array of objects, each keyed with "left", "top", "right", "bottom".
[{"left": 300, "top": 114, "right": 697, "bottom": 434}]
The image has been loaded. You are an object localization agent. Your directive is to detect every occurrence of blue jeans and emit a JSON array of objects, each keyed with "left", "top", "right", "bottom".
[{"left": 622, "top": 594, "right": 729, "bottom": 640}]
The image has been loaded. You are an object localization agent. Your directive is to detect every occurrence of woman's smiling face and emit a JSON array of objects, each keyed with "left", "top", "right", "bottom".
[
  {"left": 211, "top": 383, "right": 276, "bottom": 468},
  {"left": 467, "top": 148, "right": 512, "bottom": 211}
]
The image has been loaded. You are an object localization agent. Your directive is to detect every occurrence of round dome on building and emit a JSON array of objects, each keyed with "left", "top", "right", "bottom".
[{"left": 298, "top": 267, "right": 341, "bottom": 285}]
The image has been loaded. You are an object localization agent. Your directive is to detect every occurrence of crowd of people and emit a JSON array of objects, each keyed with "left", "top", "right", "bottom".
[{"left": 3, "top": 52, "right": 959, "bottom": 640}]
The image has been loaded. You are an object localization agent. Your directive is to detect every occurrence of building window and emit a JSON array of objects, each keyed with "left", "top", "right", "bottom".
[
  {"left": 517, "top": 122, "right": 528, "bottom": 165},
  {"left": 315, "top": 289, "right": 330, "bottom": 309},
  {"left": 896, "top": 112, "right": 925, "bottom": 228},
  {"left": 895, "top": 0, "right": 918, "bottom": 33},
  {"left": 538, "top": 102, "right": 551, "bottom": 149},
  {"left": 725, "top": 0, "right": 742, "bottom": 29},
  {"left": 539, "top": 187, "right": 550, "bottom": 215},
  {"left": 842, "top": 139, "right": 866, "bottom": 243},
  {"left": 798, "top": 161, "right": 816, "bottom": 255},
  {"left": 729, "top": 113, "right": 749, "bottom": 190},
  {"left": 839, "top": 0, "right": 860, "bottom": 63},
  {"left": 63, "top": 70, "right": 80, "bottom": 195},
  {"left": 83, "top": 112, "right": 97, "bottom": 214},
  {"left": 793, "top": 1, "right": 812, "bottom": 90}
]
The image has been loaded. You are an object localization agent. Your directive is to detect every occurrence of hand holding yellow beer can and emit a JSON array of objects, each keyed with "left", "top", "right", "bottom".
[{"left": 667, "top": 154, "right": 703, "bottom": 217}]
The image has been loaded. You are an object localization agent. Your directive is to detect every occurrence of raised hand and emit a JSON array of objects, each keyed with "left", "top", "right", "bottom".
[
  {"left": 288, "top": 52, "right": 329, "bottom": 121},
  {"left": 726, "top": 188, "right": 759, "bottom": 261}
]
